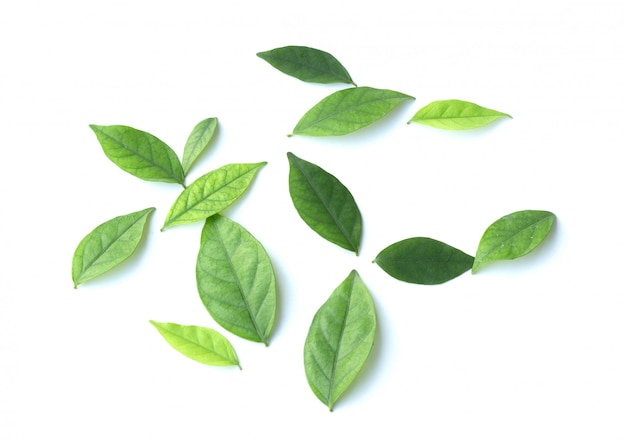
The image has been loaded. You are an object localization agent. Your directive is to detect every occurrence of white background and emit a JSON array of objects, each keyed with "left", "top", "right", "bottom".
[{"left": 1, "top": 0, "right": 625, "bottom": 444}]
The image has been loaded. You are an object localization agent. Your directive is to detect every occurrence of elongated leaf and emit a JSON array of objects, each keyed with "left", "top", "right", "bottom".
[
  {"left": 182, "top": 117, "right": 218, "bottom": 175},
  {"left": 72, "top": 207, "right": 154, "bottom": 288},
  {"left": 472, "top": 210, "right": 556, "bottom": 273},
  {"left": 304, "top": 270, "right": 377, "bottom": 411},
  {"left": 257, "top": 45, "right": 355, "bottom": 85},
  {"left": 374, "top": 237, "right": 474, "bottom": 285},
  {"left": 408, "top": 99, "right": 511, "bottom": 130},
  {"left": 89, "top": 124, "right": 185, "bottom": 185},
  {"left": 150, "top": 320, "right": 240, "bottom": 368},
  {"left": 196, "top": 215, "right": 277, "bottom": 345},
  {"left": 162, "top": 162, "right": 266, "bottom": 230},
  {"left": 291, "top": 86, "right": 414, "bottom": 136},
  {"left": 287, "top": 152, "right": 361, "bottom": 254}
]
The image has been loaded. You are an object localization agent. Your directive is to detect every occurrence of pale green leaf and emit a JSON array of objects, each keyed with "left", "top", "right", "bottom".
[
  {"left": 182, "top": 117, "right": 218, "bottom": 175},
  {"left": 72, "top": 207, "right": 154, "bottom": 288},
  {"left": 304, "top": 270, "right": 377, "bottom": 411},
  {"left": 408, "top": 99, "right": 511, "bottom": 130},
  {"left": 196, "top": 215, "right": 277, "bottom": 345},
  {"left": 291, "top": 86, "right": 414, "bottom": 136}
]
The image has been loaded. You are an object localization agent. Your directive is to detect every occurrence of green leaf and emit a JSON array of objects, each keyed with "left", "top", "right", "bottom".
[
  {"left": 408, "top": 99, "right": 511, "bottom": 130},
  {"left": 196, "top": 215, "right": 277, "bottom": 345},
  {"left": 472, "top": 210, "right": 556, "bottom": 273},
  {"left": 182, "top": 117, "right": 218, "bottom": 176},
  {"left": 72, "top": 207, "right": 154, "bottom": 288},
  {"left": 150, "top": 321, "right": 240, "bottom": 369},
  {"left": 287, "top": 152, "right": 362, "bottom": 254},
  {"left": 89, "top": 124, "right": 185, "bottom": 185},
  {"left": 257, "top": 45, "right": 355, "bottom": 85},
  {"left": 291, "top": 86, "right": 415, "bottom": 136},
  {"left": 304, "top": 270, "right": 377, "bottom": 411},
  {"left": 374, "top": 237, "right": 474, "bottom": 285},
  {"left": 161, "top": 162, "right": 266, "bottom": 230}
]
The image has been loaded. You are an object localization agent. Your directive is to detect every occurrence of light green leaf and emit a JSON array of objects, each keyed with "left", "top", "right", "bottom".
[
  {"left": 150, "top": 321, "right": 240, "bottom": 368},
  {"left": 89, "top": 124, "right": 185, "bottom": 185},
  {"left": 257, "top": 45, "right": 355, "bottom": 86},
  {"left": 72, "top": 207, "right": 154, "bottom": 288},
  {"left": 291, "top": 86, "right": 415, "bottom": 136},
  {"left": 374, "top": 237, "right": 474, "bottom": 285},
  {"left": 287, "top": 152, "right": 362, "bottom": 254},
  {"left": 304, "top": 270, "right": 377, "bottom": 411},
  {"left": 196, "top": 215, "right": 277, "bottom": 345},
  {"left": 182, "top": 117, "right": 218, "bottom": 176},
  {"left": 408, "top": 99, "right": 512, "bottom": 130},
  {"left": 161, "top": 162, "right": 266, "bottom": 230},
  {"left": 472, "top": 210, "right": 556, "bottom": 273}
]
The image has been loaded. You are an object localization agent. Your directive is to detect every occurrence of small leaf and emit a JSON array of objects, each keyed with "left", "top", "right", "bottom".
[
  {"left": 408, "top": 99, "right": 512, "bottom": 130},
  {"left": 162, "top": 162, "right": 266, "bottom": 230},
  {"left": 89, "top": 124, "right": 185, "bottom": 185},
  {"left": 182, "top": 117, "right": 218, "bottom": 176},
  {"left": 150, "top": 321, "right": 240, "bottom": 368},
  {"left": 72, "top": 207, "right": 154, "bottom": 288},
  {"left": 291, "top": 86, "right": 415, "bottom": 136},
  {"left": 257, "top": 45, "right": 355, "bottom": 86},
  {"left": 472, "top": 210, "right": 556, "bottom": 273},
  {"left": 196, "top": 215, "right": 277, "bottom": 345},
  {"left": 304, "top": 270, "right": 377, "bottom": 411},
  {"left": 374, "top": 237, "right": 474, "bottom": 285},
  {"left": 287, "top": 152, "right": 362, "bottom": 254}
]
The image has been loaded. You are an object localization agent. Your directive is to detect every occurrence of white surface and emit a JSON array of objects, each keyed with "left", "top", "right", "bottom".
[{"left": 1, "top": 1, "right": 625, "bottom": 444}]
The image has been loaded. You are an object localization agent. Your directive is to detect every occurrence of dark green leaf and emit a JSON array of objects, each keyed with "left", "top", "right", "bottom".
[
  {"left": 287, "top": 152, "right": 361, "bottom": 254},
  {"left": 408, "top": 99, "right": 511, "bottom": 130},
  {"left": 182, "top": 117, "right": 218, "bottom": 176},
  {"left": 196, "top": 215, "right": 277, "bottom": 345},
  {"left": 374, "top": 237, "right": 474, "bottom": 285},
  {"left": 304, "top": 270, "right": 377, "bottom": 411}
]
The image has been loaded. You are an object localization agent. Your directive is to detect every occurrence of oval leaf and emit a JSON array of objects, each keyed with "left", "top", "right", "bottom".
[
  {"left": 408, "top": 99, "right": 511, "bottom": 130},
  {"left": 304, "top": 270, "right": 377, "bottom": 411},
  {"left": 287, "top": 152, "right": 362, "bottom": 254},
  {"left": 89, "top": 124, "right": 185, "bottom": 185},
  {"left": 196, "top": 215, "right": 277, "bottom": 345},
  {"left": 150, "top": 320, "right": 240, "bottom": 368},
  {"left": 374, "top": 237, "right": 474, "bottom": 285},
  {"left": 72, "top": 207, "right": 155, "bottom": 288},
  {"left": 161, "top": 162, "right": 266, "bottom": 230},
  {"left": 472, "top": 210, "right": 556, "bottom": 273},
  {"left": 291, "top": 86, "right": 415, "bottom": 136},
  {"left": 182, "top": 117, "right": 218, "bottom": 175},
  {"left": 257, "top": 45, "right": 355, "bottom": 85}
]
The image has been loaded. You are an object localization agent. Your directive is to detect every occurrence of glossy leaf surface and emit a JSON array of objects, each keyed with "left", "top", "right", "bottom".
[
  {"left": 162, "top": 162, "right": 266, "bottom": 230},
  {"left": 72, "top": 207, "right": 154, "bottom": 288},
  {"left": 257, "top": 45, "right": 355, "bottom": 85},
  {"left": 472, "top": 210, "right": 556, "bottom": 273},
  {"left": 304, "top": 270, "right": 376, "bottom": 411},
  {"left": 374, "top": 237, "right": 474, "bottom": 285},
  {"left": 291, "top": 86, "right": 414, "bottom": 136},
  {"left": 89, "top": 124, "right": 185, "bottom": 185},
  {"left": 196, "top": 215, "right": 277, "bottom": 345},
  {"left": 408, "top": 99, "right": 511, "bottom": 130},
  {"left": 182, "top": 117, "right": 218, "bottom": 175},
  {"left": 287, "top": 152, "right": 361, "bottom": 254}
]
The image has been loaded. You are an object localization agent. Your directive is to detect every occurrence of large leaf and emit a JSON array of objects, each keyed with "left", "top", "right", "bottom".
[
  {"left": 287, "top": 152, "right": 362, "bottom": 254},
  {"left": 196, "top": 215, "right": 277, "bottom": 345},
  {"left": 72, "top": 207, "right": 154, "bottom": 288},
  {"left": 257, "top": 45, "right": 355, "bottom": 85},
  {"left": 304, "top": 270, "right": 377, "bottom": 411},
  {"left": 408, "top": 99, "right": 511, "bottom": 130},
  {"left": 472, "top": 210, "right": 556, "bottom": 273},
  {"left": 161, "top": 162, "right": 266, "bottom": 230},
  {"left": 291, "top": 86, "right": 414, "bottom": 136},
  {"left": 150, "top": 320, "right": 240, "bottom": 368},
  {"left": 374, "top": 237, "right": 474, "bottom": 285},
  {"left": 89, "top": 124, "right": 185, "bottom": 185},
  {"left": 181, "top": 117, "right": 218, "bottom": 176}
]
